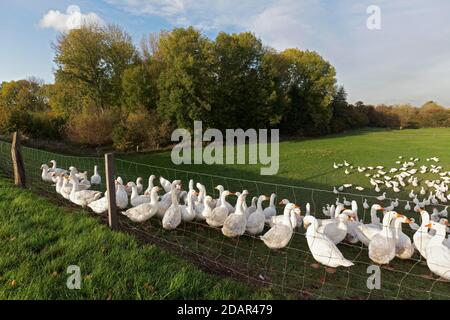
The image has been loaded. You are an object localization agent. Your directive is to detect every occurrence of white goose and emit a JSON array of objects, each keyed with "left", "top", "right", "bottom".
[
  {"left": 425, "top": 220, "right": 450, "bottom": 280},
  {"left": 53, "top": 173, "right": 64, "bottom": 194},
  {"left": 125, "top": 177, "right": 144, "bottom": 195},
  {"left": 90, "top": 165, "right": 101, "bottom": 185},
  {"left": 263, "top": 193, "right": 277, "bottom": 220},
  {"left": 128, "top": 182, "right": 152, "bottom": 207},
  {"left": 222, "top": 190, "right": 248, "bottom": 238},
  {"left": 368, "top": 211, "right": 397, "bottom": 265},
  {"left": 392, "top": 214, "right": 414, "bottom": 259},
  {"left": 303, "top": 215, "right": 354, "bottom": 270},
  {"left": 89, "top": 186, "right": 131, "bottom": 214},
  {"left": 40, "top": 164, "right": 54, "bottom": 182},
  {"left": 194, "top": 182, "right": 207, "bottom": 220},
  {"left": 69, "top": 166, "right": 88, "bottom": 181},
  {"left": 157, "top": 180, "right": 182, "bottom": 219},
  {"left": 49, "top": 160, "right": 67, "bottom": 175},
  {"left": 413, "top": 209, "right": 432, "bottom": 259},
  {"left": 144, "top": 175, "right": 156, "bottom": 195},
  {"left": 269, "top": 199, "right": 302, "bottom": 228},
  {"left": 116, "top": 181, "right": 129, "bottom": 209},
  {"left": 162, "top": 185, "right": 181, "bottom": 230},
  {"left": 354, "top": 204, "right": 385, "bottom": 247},
  {"left": 60, "top": 176, "right": 72, "bottom": 200},
  {"left": 206, "top": 190, "right": 234, "bottom": 227},
  {"left": 260, "top": 203, "right": 297, "bottom": 249},
  {"left": 87, "top": 193, "right": 108, "bottom": 214},
  {"left": 69, "top": 170, "right": 91, "bottom": 190},
  {"left": 317, "top": 213, "right": 352, "bottom": 245},
  {"left": 69, "top": 178, "right": 102, "bottom": 207},
  {"left": 159, "top": 176, "right": 172, "bottom": 193},
  {"left": 198, "top": 196, "right": 214, "bottom": 221},
  {"left": 180, "top": 189, "right": 197, "bottom": 222},
  {"left": 122, "top": 186, "right": 161, "bottom": 222},
  {"left": 215, "top": 185, "right": 234, "bottom": 213},
  {"left": 246, "top": 195, "right": 269, "bottom": 235},
  {"left": 244, "top": 196, "right": 258, "bottom": 219}
]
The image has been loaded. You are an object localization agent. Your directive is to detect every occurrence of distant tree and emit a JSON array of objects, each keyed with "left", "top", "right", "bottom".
[
  {"left": 329, "top": 86, "right": 349, "bottom": 133},
  {"left": 53, "top": 24, "right": 137, "bottom": 111},
  {"left": 122, "top": 59, "right": 161, "bottom": 112},
  {"left": 391, "top": 104, "right": 419, "bottom": 128},
  {"left": 278, "top": 49, "right": 337, "bottom": 136},
  {"left": 155, "top": 27, "right": 215, "bottom": 129},
  {"left": 0, "top": 78, "right": 48, "bottom": 112},
  {"left": 209, "top": 32, "right": 276, "bottom": 129},
  {"left": 418, "top": 101, "right": 450, "bottom": 127}
]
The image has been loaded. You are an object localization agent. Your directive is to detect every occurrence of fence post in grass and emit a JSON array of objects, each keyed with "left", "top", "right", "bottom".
[
  {"left": 11, "top": 132, "right": 26, "bottom": 188},
  {"left": 105, "top": 153, "right": 118, "bottom": 230}
]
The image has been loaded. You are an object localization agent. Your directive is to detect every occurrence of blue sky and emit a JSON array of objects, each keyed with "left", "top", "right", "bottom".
[{"left": 1, "top": 0, "right": 449, "bottom": 106}]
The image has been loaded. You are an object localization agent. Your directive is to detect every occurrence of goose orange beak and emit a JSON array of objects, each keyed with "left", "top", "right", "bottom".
[{"left": 425, "top": 223, "right": 432, "bottom": 228}]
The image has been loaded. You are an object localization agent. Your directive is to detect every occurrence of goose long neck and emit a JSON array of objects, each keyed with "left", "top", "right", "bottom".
[
  {"left": 370, "top": 207, "right": 379, "bottom": 223},
  {"left": 420, "top": 212, "right": 430, "bottom": 227},
  {"left": 235, "top": 196, "right": 245, "bottom": 215},
  {"left": 257, "top": 197, "right": 264, "bottom": 212},
  {"left": 186, "top": 191, "right": 193, "bottom": 208},
  {"left": 335, "top": 205, "right": 343, "bottom": 219},
  {"left": 150, "top": 190, "right": 159, "bottom": 204},
  {"left": 306, "top": 219, "right": 317, "bottom": 236},
  {"left": 94, "top": 166, "right": 98, "bottom": 175},
  {"left": 198, "top": 186, "right": 205, "bottom": 201},
  {"left": 149, "top": 176, "right": 154, "bottom": 189},
  {"left": 131, "top": 185, "right": 138, "bottom": 199},
  {"left": 220, "top": 192, "right": 227, "bottom": 207},
  {"left": 251, "top": 197, "right": 257, "bottom": 208},
  {"left": 269, "top": 194, "right": 275, "bottom": 206},
  {"left": 393, "top": 219, "right": 403, "bottom": 238},
  {"left": 171, "top": 187, "right": 179, "bottom": 206},
  {"left": 70, "top": 179, "right": 78, "bottom": 194},
  {"left": 382, "top": 214, "right": 395, "bottom": 238}
]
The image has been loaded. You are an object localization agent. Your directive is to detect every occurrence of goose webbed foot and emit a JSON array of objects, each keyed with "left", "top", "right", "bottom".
[{"left": 325, "top": 267, "right": 336, "bottom": 274}]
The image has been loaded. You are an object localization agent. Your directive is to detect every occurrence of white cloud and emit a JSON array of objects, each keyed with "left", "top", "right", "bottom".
[{"left": 39, "top": 5, "right": 104, "bottom": 33}]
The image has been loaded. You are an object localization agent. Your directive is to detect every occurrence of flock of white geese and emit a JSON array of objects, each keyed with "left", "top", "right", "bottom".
[{"left": 40, "top": 159, "right": 450, "bottom": 280}]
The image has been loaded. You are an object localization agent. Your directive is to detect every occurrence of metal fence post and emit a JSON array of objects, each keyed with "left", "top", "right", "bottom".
[
  {"left": 11, "top": 132, "right": 26, "bottom": 188},
  {"left": 105, "top": 153, "right": 118, "bottom": 230}
]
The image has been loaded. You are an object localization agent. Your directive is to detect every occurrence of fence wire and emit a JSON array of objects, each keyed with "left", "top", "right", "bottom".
[{"left": 0, "top": 140, "right": 449, "bottom": 300}]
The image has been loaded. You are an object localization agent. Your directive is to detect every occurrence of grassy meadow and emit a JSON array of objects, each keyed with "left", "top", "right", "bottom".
[{"left": 0, "top": 128, "right": 450, "bottom": 299}]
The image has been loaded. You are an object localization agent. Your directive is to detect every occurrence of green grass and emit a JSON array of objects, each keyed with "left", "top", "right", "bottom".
[
  {"left": 0, "top": 178, "right": 275, "bottom": 299},
  {"left": 1, "top": 128, "right": 450, "bottom": 299}
]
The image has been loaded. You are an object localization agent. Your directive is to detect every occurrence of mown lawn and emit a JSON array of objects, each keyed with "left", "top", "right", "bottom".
[{"left": 0, "top": 178, "right": 275, "bottom": 299}]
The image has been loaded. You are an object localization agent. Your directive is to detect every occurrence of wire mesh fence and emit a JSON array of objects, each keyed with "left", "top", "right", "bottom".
[{"left": 0, "top": 139, "right": 449, "bottom": 300}]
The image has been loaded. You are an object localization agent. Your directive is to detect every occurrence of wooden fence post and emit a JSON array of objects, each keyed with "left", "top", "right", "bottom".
[
  {"left": 11, "top": 132, "right": 26, "bottom": 188},
  {"left": 105, "top": 153, "right": 118, "bottom": 230}
]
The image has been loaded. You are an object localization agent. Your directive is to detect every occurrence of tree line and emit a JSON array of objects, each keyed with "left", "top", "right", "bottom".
[{"left": 0, "top": 24, "right": 449, "bottom": 151}]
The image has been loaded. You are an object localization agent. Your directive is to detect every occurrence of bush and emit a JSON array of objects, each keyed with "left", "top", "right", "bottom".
[
  {"left": 112, "top": 109, "right": 173, "bottom": 152},
  {"left": 0, "top": 107, "right": 32, "bottom": 134},
  {"left": 26, "top": 113, "right": 65, "bottom": 139},
  {"left": 65, "top": 109, "right": 119, "bottom": 146}
]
